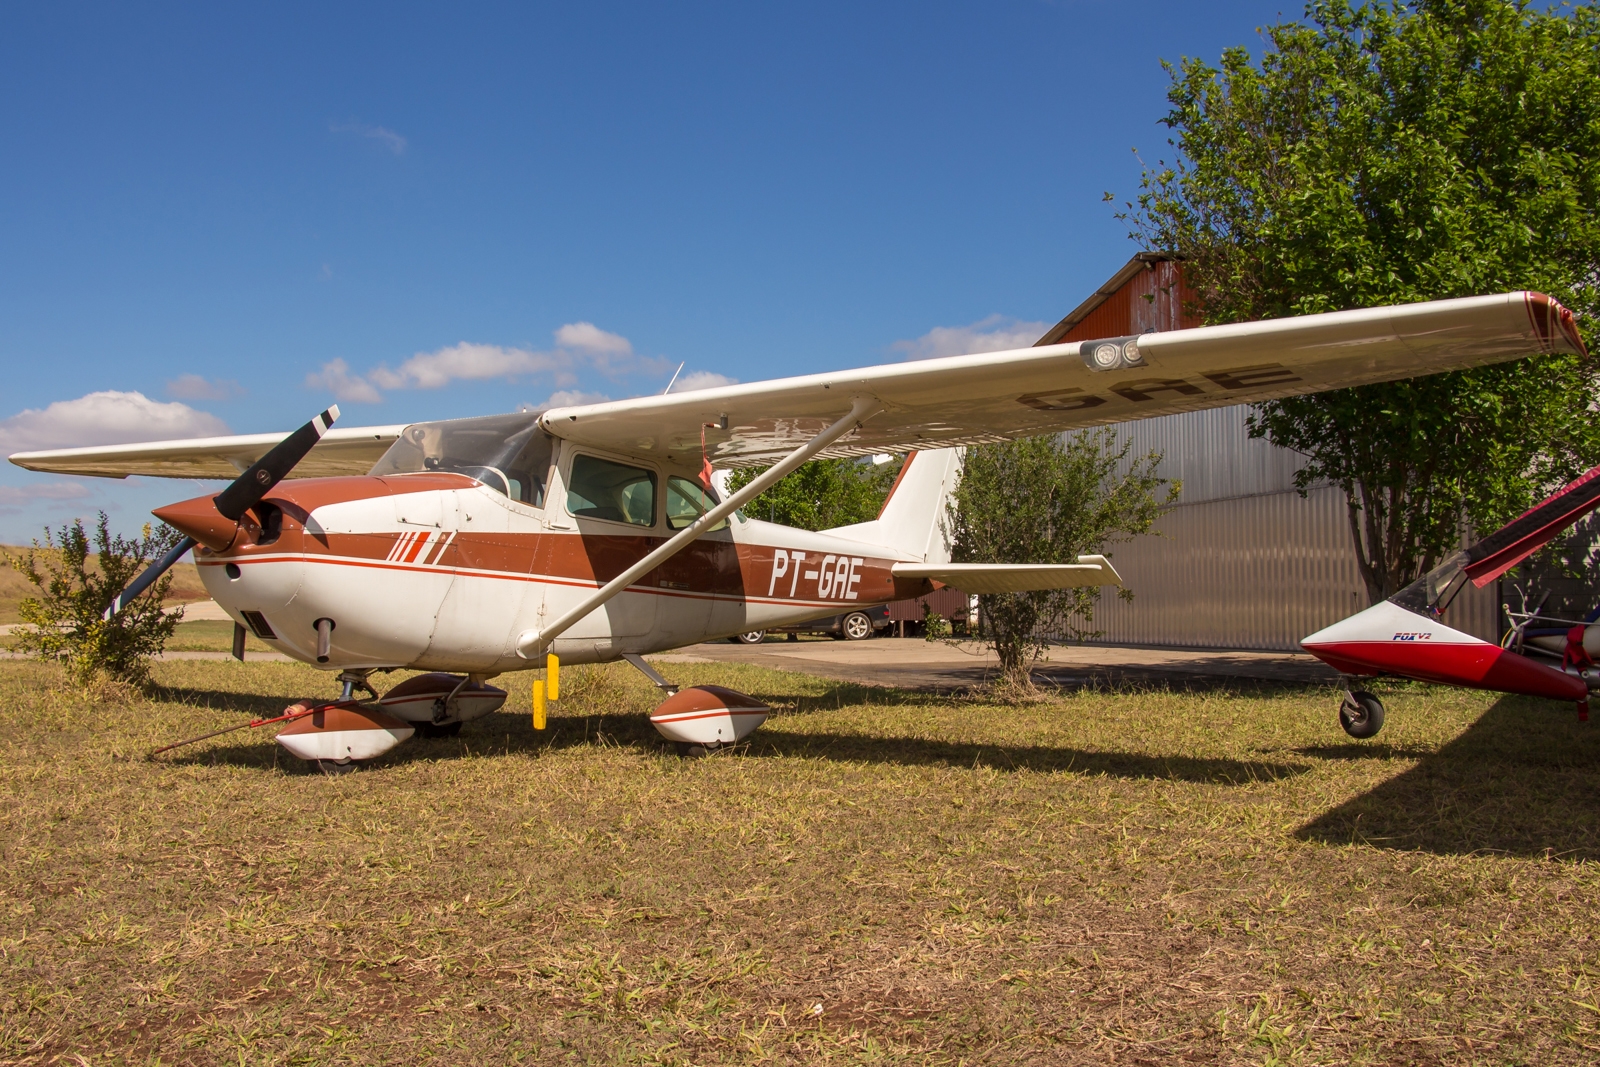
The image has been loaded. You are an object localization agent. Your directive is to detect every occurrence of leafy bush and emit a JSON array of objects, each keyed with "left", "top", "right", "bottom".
[
  {"left": 6, "top": 513, "right": 184, "bottom": 686},
  {"left": 949, "top": 432, "right": 1173, "bottom": 691}
]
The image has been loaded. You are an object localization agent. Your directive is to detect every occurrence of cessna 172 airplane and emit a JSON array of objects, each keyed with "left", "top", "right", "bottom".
[
  {"left": 1303, "top": 458, "right": 1600, "bottom": 739},
  {"left": 9, "top": 290, "right": 1586, "bottom": 768}
]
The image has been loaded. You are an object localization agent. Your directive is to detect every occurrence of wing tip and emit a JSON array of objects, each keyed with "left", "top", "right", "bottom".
[{"left": 1524, "top": 291, "right": 1588, "bottom": 357}]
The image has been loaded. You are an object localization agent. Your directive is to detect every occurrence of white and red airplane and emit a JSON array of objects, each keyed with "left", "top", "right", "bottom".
[
  {"left": 10, "top": 292, "right": 1586, "bottom": 767},
  {"left": 1303, "top": 458, "right": 1600, "bottom": 739}
]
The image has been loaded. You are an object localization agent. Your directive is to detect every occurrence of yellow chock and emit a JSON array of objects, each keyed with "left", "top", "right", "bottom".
[
  {"left": 532, "top": 679, "right": 547, "bottom": 730},
  {"left": 546, "top": 653, "right": 560, "bottom": 701}
]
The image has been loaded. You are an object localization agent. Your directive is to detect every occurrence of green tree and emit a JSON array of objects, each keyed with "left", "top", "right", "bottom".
[
  {"left": 7, "top": 513, "right": 184, "bottom": 687},
  {"left": 727, "top": 456, "right": 904, "bottom": 531},
  {"left": 1130, "top": 0, "right": 1600, "bottom": 602},
  {"left": 949, "top": 432, "right": 1173, "bottom": 692}
]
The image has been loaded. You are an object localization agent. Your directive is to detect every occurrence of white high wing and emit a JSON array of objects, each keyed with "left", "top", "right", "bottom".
[{"left": 8, "top": 291, "right": 1584, "bottom": 765}]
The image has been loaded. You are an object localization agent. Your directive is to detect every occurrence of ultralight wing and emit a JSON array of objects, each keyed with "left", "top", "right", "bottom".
[
  {"left": 1461, "top": 463, "right": 1600, "bottom": 587},
  {"left": 8, "top": 424, "right": 406, "bottom": 480},
  {"left": 542, "top": 292, "right": 1584, "bottom": 467}
]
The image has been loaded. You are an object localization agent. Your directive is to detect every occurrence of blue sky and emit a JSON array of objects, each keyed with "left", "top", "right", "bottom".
[{"left": 0, "top": 0, "right": 1290, "bottom": 543}]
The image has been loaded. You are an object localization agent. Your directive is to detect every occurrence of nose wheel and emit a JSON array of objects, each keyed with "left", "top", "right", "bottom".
[{"left": 1339, "top": 690, "right": 1385, "bottom": 738}]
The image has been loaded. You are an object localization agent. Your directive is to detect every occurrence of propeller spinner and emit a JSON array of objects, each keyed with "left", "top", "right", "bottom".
[{"left": 103, "top": 406, "right": 340, "bottom": 619}]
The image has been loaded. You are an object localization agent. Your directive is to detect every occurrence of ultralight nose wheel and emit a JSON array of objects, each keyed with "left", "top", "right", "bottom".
[{"left": 1339, "top": 691, "right": 1385, "bottom": 739}]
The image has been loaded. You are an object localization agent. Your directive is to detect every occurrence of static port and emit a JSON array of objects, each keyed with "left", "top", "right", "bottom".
[{"left": 225, "top": 563, "right": 241, "bottom": 580}]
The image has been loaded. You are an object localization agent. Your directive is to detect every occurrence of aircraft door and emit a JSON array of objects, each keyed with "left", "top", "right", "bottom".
[
  {"left": 650, "top": 475, "right": 720, "bottom": 643},
  {"left": 558, "top": 452, "right": 659, "bottom": 640}
]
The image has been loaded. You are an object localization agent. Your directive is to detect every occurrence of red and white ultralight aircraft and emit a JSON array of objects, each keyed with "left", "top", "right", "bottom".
[
  {"left": 1302, "top": 459, "right": 1600, "bottom": 739},
  {"left": 10, "top": 292, "right": 1586, "bottom": 768}
]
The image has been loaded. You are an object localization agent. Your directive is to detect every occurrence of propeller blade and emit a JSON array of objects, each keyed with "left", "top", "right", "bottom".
[
  {"left": 103, "top": 535, "right": 197, "bottom": 620},
  {"left": 213, "top": 405, "right": 340, "bottom": 521},
  {"left": 104, "top": 404, "right": 341, "bottom": 618}
]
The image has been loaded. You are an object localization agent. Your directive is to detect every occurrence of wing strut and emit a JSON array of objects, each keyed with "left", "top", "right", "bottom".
[{"left": 515, "top": 397, "right": 881, "bottom": 660}]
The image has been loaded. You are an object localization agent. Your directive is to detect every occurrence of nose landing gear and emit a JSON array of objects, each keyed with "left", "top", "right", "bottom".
[{"left": 1338, "top": 688, "right": 1386, "bottom": 739}]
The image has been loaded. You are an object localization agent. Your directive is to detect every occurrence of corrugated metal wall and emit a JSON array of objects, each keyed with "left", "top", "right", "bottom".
[
  {"left": 1081, "top": 414, "right": 1499, "bottom": 650},
  {"left": 1090, "top": 404, "right": 1308, "bottom": 504}
]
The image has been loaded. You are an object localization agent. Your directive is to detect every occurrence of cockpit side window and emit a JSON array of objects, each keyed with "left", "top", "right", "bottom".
[{"left": 567, "top": 454, "right": 658, "bottom": 527}]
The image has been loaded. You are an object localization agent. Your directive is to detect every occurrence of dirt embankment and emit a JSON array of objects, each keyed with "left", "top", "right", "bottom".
[{"left": 0, "top": 546, "right": 209, "bottom": 622}]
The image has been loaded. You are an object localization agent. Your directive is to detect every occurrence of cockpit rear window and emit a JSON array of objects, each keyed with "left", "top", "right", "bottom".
[{"left": 370, "top": 412, "right": 553, "bottom": 507}]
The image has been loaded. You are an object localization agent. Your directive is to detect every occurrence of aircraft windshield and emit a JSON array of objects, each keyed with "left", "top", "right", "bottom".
[
  {"left": 370, "top": 412, "right": 554, "bottom": 507},
  {"left": 1389, "top": 548, "right": 1471, "bottom": 618}
]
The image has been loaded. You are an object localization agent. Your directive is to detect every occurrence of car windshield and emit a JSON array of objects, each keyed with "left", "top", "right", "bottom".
[{"left": 369, "top": 411, "right": 554, "bottom": 507}]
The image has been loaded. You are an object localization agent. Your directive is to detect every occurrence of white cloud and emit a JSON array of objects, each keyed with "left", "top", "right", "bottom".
[
  {"left": 0, "top": 481, "right": 92, "bottom": 512},
  {"left": 534, "top": 390, "right": 612, "bottom": 409},
  {"left": 891, "top": 315, "right": 1051, "bottom": 361},
  {"left": 167, "top": 374, "right": 244, "bottom": 401},
  {"left": 309, "top": 322, "right": 657, "bottom": 403},
  {"left": 305, "top": 358, "right": 383, "bottom": 404},
  {"left": 553, "top": 322, "right": 632, "bottom": 357},
  {"left": 368, "top": 343, "right": 568, "bottom": 391},
  {"left": 0, "top": 391, "right": 231, "bottom": 453},
  {"left": 667, "top": 370, "right": 738, "bottom": 393},
  {"left": 331, "top": 120, "right": 407, "bottom": 154}
]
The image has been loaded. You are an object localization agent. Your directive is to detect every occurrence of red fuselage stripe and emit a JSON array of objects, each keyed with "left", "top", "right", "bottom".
[
  {"left": 199, "top": 553, "right": 857, "bottom": 610},
  {"left": 650, "top": 708, "right": 770, "bottom": 723}
]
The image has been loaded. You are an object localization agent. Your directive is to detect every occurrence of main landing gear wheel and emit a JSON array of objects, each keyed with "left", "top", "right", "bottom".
[
  {"left": 841, "top": 611, "right": 874, "bottom": 641},
  {"left": 731, "top": 631, "right": 766, "bottom": 645},
  {"left": 310, "top": 758, "right": 359, "bottom": 776},
  {"left": 1339, "top": 691, "right": 1386, "bottom": 739},
  {"left": 675, "top": 741, "right": 712, "bottom": 758},
  {"left": 415, "top": 721, "right": 463, "bottom": 739}
]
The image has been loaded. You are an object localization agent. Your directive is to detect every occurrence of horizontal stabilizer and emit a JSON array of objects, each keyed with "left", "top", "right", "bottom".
[{"left": 891, "top": 555, "right": 1122, "bottom": 594}]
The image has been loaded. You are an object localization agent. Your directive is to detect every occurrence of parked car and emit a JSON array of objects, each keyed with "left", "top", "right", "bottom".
[{"left": 729, "top": 604, "right": 891, "bottom": 644}]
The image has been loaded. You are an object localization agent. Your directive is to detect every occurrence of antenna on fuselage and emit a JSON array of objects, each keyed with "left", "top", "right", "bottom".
[{"left": 662, "top": 362, "right": 684, "bottom": 394}]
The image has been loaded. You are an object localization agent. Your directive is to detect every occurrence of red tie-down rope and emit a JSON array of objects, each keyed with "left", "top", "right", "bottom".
[
  {"left": 146, "top": 699, "right": 361, "bottom": 759},
  {"left": 700, "top": 423, "right": 715, "bottom": 489}
]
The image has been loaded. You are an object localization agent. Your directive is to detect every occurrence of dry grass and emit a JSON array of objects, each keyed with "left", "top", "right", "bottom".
[{"left": 3, "top": 655, "right": 1600, "bottom": 1064}]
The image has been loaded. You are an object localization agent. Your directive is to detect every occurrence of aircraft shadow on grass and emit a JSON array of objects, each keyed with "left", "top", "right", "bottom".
[
  {"left": 1296, "top": 694, "right": 1600, "bottom": 861},
  {"left": 160, "top": 680, "right": 1305, "bottom": 786}
]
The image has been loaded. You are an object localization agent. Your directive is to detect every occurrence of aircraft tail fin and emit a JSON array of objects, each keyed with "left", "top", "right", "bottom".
[{"left": 826, "top": 448, "right": 962, "bottom": 562}]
